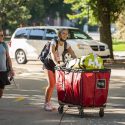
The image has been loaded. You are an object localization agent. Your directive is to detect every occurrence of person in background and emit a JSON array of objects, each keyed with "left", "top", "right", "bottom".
[
  {"left": 43, "top": 29, "right": 76, "bottom": 111},
  {"left": 0, "top": 29, "right": 14, "bottom": 98}
]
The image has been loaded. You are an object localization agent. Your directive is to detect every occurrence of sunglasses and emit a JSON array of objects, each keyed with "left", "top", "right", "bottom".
[{"left": 61, "top": 32, "right": 68, "bottom": 35}]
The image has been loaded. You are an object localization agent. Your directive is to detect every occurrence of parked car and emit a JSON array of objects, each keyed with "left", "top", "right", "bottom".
[{"left": 9, "top": 26, "right": 110, "bottom": 64}]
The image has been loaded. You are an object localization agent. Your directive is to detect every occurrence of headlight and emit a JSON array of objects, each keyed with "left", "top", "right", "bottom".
[
  {"left": 77, "top": 44, "right": 85, "bottom": 49},
  {"left": 77, "top": 44, "right": 92, "bottom": 50}
]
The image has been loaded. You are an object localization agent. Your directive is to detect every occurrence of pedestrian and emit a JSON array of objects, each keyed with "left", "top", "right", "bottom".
[
  {"left": 0, "top": 29, "right": 14, "bottom": 98},
  {"left": 43, "top": 29, "right": 76, "bottom": 111}
]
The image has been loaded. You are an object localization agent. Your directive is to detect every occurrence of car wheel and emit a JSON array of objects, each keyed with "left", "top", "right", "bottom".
[{"left": 15, "top": 49, "right": 27, "bottom": 64}]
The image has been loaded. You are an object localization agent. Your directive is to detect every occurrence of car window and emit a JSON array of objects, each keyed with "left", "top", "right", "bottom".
[
  {"left": 29, "top": 29, "right": 45, "bottom": 40},
  {"left": 14, "top": 29, "right": 30, "bottom": 39},
  {"left": 45, "top": 29, "right": 57, "bottom": 40},
  {"left": 68, "top": 29, "right": 92, "bottom": 40}
]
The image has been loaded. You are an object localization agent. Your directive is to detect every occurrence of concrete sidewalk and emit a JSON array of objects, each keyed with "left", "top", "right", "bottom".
[
  {"left": 0, "top": 61, "right": 125, "bottom": 125},
  {"left": 1, "top": 76, "right": 125, "bottom": 125}
]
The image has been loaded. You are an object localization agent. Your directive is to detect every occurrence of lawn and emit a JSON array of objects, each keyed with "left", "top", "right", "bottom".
[{"left": 113, "top": 39, "right": 125, "bottom": 51}]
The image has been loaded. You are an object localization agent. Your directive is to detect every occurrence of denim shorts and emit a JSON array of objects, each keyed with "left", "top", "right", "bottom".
[{"left": 43, "top": 58, "right": 56, "bottom": 73}]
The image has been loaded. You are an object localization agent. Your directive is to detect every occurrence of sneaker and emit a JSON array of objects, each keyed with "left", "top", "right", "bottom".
[{"left": 44, "top": 102, "right": 56, "bottom": 111}]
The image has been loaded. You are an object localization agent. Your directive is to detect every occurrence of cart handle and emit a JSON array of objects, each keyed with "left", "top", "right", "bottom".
[{"left": 55, "top": 66, "right": 111, "bottom": 73}]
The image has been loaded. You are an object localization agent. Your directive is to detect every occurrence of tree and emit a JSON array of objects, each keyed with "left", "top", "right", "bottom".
[
  {"left": 25, "top": 0, "right": 45, "bottom": 25},
  {"left": 64, "top": 0, "right": 125, "bottom": 59},
  {"left": 43, "top": 0, "right": 72, "bottom": 25},
  {"left": 114, "top": 11, "right": 125, "bottom": 39},
  {"left": 0, "top": 0, "right": 31, "bottom": 32}
]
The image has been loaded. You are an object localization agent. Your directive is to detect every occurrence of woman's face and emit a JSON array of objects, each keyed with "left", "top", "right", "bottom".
[{"left": 59, "top": 30, "right": 69, "bottom": 41}]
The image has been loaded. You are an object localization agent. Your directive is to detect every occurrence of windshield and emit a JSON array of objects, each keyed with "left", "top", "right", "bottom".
[{"left": 68, "top": 29, "right": 92, "bottom": 40}]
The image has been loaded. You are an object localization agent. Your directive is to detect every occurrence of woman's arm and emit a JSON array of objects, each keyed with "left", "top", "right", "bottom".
[{"left": 67, "top": 46, "right": 77, "bottom": 59}]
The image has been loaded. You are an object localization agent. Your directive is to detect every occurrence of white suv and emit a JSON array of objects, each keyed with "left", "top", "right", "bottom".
[{"left": 9, "top": 26, "right": 110, "bottom": 64}]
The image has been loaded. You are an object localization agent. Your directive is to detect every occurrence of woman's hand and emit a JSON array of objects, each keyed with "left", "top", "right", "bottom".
[{"left": 56, "top": 62, "right": 65, "bottom": 67}]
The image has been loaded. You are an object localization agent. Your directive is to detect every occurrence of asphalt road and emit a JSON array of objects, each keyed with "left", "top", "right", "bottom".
[{"left": 0, "top": 60, "right": 125, "bottom": 125}]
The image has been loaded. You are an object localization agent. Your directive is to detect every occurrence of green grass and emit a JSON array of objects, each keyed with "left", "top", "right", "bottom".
[{"left": 113, "top": 39, "right": 125, "bottom": 51}]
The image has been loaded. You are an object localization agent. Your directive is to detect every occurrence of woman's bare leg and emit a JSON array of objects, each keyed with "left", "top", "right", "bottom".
[{"left": 45, "top": 70, "right": 56, "bottom": 103}]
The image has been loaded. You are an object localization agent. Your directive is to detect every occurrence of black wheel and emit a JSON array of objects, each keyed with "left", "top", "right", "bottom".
[
  {"left": 15, "top": 49, "right": 27, "bottom": 64},
  {"left": 58, "top": 106, "right": 64, "bottom": 114},
  {"left": 99, "top": 108, "right": 104, "bottom": 117},
  {"left": 78, "top": 107, "right": 84, "bottom": 118}
]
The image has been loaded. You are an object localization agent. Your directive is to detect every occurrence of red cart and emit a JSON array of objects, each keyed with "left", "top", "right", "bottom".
[{"left": 55, "top": 67, "right": 111, "bottom": 117}]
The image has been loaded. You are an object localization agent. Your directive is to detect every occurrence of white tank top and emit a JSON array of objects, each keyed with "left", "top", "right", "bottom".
[{"left": 50, "top": 40, "right": 70, "bottom": 62}]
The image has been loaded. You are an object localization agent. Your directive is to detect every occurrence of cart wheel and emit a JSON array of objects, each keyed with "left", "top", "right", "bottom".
[
  {"left": 58, "top": 106, "right": 64, "bottom": 114},
  {"left": 78, "top": 108, "right": 84, "bottom": 118},
  {"left": 99, "top": 108, "right": 104, "bottom": 117}
]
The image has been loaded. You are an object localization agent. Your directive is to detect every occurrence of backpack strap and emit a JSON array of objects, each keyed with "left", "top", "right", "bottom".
[
  {"left": 62, "top": 41, "right": 67, "bottom": 62},
  {"left": 64, "top": 41, "right": 67, "bottom": 53},
  {"left": 55, "top": 39, "right": 58, "bottom": 51},
  {"left": 2, "top": 42, "right": 8, "bottom": 51},
  {"left": 2, "top": 42, "right": 8, "bottom": 58}
]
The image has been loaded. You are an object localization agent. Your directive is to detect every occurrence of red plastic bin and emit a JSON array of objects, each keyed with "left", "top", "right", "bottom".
[{"left": 55, "top": 68, "right": 111, "bottom": 117}]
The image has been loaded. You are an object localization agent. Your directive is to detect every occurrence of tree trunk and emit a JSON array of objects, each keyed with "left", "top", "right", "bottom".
[{"left": 97, "top": 0, "right": 114, "bottom": 59}]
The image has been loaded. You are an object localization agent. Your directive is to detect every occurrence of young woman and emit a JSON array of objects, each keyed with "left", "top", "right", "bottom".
[
  {"left": 0, "top": 30, "right": 14, "bottom": 98},
  {"left": 43, "top": 29, "right": 76, "bottom": 111}
]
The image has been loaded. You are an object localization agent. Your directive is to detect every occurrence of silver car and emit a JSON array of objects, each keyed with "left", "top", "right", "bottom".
[{"left": 9, "top": 26, "right": 110, "bottom": 64}]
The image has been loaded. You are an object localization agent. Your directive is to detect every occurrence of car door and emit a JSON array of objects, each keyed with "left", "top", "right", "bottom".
[
  {"left": 27, "top": 28, "right": 47, "bottom": 56},
  {"left": 9, "top": 28, "right": 30, "bottom": 58},
  {"left": 27, "top": 28, "right": 57, "bottom": 58}
]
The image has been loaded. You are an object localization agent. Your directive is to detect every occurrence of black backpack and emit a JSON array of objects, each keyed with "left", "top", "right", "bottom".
[{"left": 39, "top": 39, "right": 67, "bottom": 63}]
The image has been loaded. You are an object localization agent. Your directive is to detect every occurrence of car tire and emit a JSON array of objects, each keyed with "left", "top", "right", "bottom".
[{"left": 15, "top": 49, "right": 27, "bottom": 64}]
